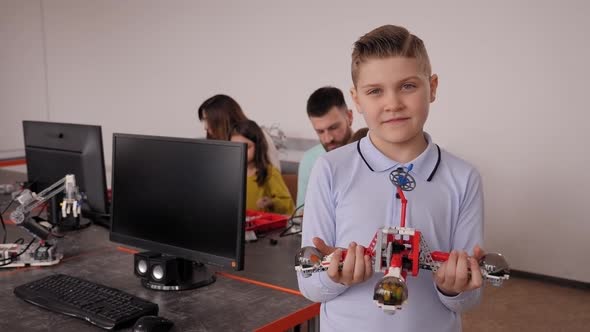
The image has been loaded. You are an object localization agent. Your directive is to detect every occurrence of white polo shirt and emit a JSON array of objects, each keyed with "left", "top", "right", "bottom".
[{"left": 297, "top": 132, "right": 484, "bottom": 332}]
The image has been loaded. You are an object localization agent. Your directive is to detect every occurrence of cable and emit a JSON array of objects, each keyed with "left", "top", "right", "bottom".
[
  {"left": 1, "top": 199, "right": 26, "bottom": 244},
  {"left": 279, "top": 204, "right": 304, "bottom": 237},
  {"left": 1, "top": 197, "right": 18, "bottom": 244},
  {"left": 0, "top": 212, "right": 6, "bottom": 245},
  {"left": 0, "top": 238, "right": 35, "bottom": 267}
]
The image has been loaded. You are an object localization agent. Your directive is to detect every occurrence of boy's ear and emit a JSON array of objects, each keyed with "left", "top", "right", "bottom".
[
  {"left": 429, "top": 74, "right": 439, "bottom": 103},
  {"left": 350, "top": 87, "right": 362, "bottom": 114},
  {"left": 346, "top": 109, "right": 353, "bottom": 126}
]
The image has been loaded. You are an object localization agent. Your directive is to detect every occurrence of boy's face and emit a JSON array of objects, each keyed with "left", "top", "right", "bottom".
[
  {"left": 309, "top": 106, "right": 353, "bottom": 151},
  {"left": 351, "top": 56, "right": 437, "bottom": 150}
]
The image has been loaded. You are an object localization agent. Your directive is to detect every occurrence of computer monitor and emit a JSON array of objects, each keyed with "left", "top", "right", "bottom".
[
  {"left": 109, "top": 133, "right": 246, "bottom": 291},
  {"left": 23, "top": 121, "right": 109, "bottom": 229}
]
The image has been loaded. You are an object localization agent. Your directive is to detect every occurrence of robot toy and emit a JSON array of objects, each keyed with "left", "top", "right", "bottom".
[{"left": 295, "top": 166, "right": 510, "bottom": 314}]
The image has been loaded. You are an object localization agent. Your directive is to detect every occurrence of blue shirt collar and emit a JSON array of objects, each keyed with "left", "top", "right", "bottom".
[{"left": 359, "top": 132, "right": 439, "bottom": 181}]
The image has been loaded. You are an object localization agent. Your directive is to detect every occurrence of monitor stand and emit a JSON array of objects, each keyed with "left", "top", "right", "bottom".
[
  {"left": 141, "top": 257, "right": 216, "bottom": 291},
  {"left": 48, "top": 196, "right": 92, "bottom": 231}
]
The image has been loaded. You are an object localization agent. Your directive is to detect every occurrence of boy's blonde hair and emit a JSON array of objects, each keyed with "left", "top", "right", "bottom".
[{"left": 351, "top": 25, "right": 431, "bottom": 86}]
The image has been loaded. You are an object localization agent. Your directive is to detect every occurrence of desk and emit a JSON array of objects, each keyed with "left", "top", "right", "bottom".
[
  {"left": 0, "top": 170, "right": 319, "bottom": 332},
  {"left": 232, "top": 232, "right": 302, "bottom": 291}
]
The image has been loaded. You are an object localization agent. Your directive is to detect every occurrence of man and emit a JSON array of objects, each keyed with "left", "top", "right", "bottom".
[{"left": 296, "top": 87, "right": 353, "bottom": 207}]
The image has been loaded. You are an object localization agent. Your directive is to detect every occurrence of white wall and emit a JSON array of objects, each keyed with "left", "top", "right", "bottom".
[
  {"left": 1, "top": 0, "right": 589, "bottom": 282},
  {"left": 0, "top": 0, "right": 48, "bottom": 159}
]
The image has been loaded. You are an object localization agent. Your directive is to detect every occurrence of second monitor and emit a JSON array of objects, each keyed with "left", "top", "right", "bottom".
[
  {"left": 110, "top": 134, "right": 246, "bottom": 290},
  {"left": 23, "top": 120, "right": 109, "bottom": 229}
]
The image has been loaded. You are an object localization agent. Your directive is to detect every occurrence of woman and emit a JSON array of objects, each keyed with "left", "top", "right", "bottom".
[
  {"left": 230, "top": 120, "right": 294, "bottom": 215},
  {"left": 197, "top": 94, "right": 281, "bottom": 171}
]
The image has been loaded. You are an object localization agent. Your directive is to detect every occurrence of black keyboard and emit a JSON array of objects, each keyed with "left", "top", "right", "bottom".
[{"left": 14, "top": 274, "right": 158, "bottom": 330}]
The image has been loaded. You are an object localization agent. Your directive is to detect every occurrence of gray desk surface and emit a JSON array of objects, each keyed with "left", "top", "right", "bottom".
[
  {"left": 0, "top": 170, "right": 316, "bottom": 332},
  {"left": 0, "top": 168, "right": 27, "bottom": 184},
  {"left": 233, "top": 231, "right": 302, "bottom": 290}
]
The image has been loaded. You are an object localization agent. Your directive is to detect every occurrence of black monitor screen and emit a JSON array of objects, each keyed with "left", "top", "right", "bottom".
[
  {"left": 23, "top": 121, "right": 109, "bottom": 218},
  {"left": 110, "top": 134, "right": 246, "bottom": 270}
]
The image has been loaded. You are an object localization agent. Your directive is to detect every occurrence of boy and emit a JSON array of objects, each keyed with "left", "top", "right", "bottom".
[
  {"left": 297, "top": 87, "right": 354, "bottom": 207},
  {"left": 297, "top": 25, "right": 485, "bottom": 332}
]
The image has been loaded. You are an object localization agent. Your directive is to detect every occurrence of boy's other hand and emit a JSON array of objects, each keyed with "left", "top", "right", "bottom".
[
  {"left": 312, "top": 237, "right": 373, "bottom": 286},
  {"left": 312, "top": 237, "right": 336, "bottom": 255},
  {"left": 472, "top": 244, "right": 485, "bottom": 261},
  {"left": 434, "top": 245, "right": 485, "bottom": 296}
]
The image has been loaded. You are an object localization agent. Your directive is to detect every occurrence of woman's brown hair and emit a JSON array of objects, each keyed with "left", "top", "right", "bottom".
[
  {"left": 231, "top": 120, "right": 270, "bottom": 186},
  {"left": 198, "top": 94, "right": 248, "bottom": 140}
]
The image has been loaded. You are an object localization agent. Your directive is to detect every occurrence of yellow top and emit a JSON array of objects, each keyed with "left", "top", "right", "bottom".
[{"left": 246, "top": 166, "right": 294, "bottom": 215}]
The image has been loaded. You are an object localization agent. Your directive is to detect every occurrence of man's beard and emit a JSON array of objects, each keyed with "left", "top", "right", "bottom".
[{"left": 323, "top": 128, "right": 353, "bottom": 151}]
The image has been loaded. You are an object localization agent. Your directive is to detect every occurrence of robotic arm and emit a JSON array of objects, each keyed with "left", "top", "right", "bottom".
[{"left": 10, "top": 174, "right": 81, "bottom": 240}]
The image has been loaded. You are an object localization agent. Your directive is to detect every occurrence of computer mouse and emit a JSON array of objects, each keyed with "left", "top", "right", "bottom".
[{"left": 132, "top": 315, "right": 174, "bottom": 332}]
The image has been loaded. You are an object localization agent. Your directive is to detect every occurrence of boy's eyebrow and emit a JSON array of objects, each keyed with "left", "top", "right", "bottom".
[
  {"left": 359, "top": 76, "right": 423, "bottom": 89},
  {"left": 358, "top": 83, "right": 382, "bottom": 89}
]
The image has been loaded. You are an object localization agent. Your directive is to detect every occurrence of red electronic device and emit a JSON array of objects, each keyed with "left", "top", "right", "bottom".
[{"left": 245, "top": 210, "right": 289, "bottom": 233}]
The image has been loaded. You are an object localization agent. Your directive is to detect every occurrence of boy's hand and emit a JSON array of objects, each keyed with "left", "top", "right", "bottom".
[
  {"left": 434, "top": 245, "right": 485, "bottom": 296},
  {"left": 312, "top": 237, "right": 373, "bottom": 286},
  {"left": 256, "top": 196, "right": 273, "bottom": 209}
]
